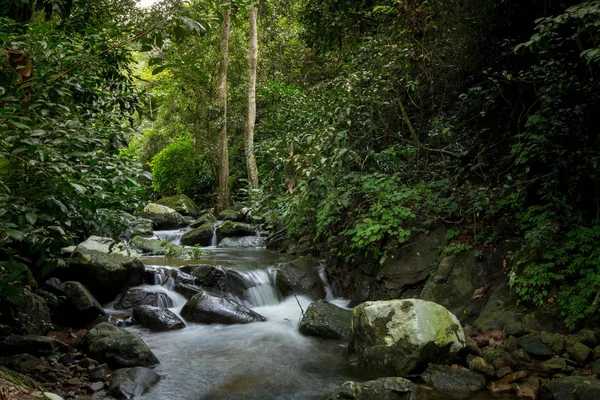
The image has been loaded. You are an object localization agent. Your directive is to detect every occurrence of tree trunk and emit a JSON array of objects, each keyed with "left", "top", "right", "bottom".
[
  {"left": 216, "top": 1, "right": 231, "bottom": 213},
  {"left": 245, "top": 4, "right": 260, "bottom": 190}
]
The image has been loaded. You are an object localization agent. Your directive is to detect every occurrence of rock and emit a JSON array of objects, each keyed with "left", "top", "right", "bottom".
[
  {"left": 299, "top": 300, "right": 352, "bottom": 340},
  {"left": 326, "top": 377, "right": 416, "bottom": 400},
  {"left": 517, "top": 387, "right": 536, "bottom": 399},
  {"left": 421, "top": 365, "right": 487, "bottom": 393},
  {"left": 466, "top": 336, "right": 481, "bottom": 355},
  {"left": 539, "top": 376, "right": 600, "bottom": 400},
  {"left": 505, "top": 321, "right": 525, "bottom": 338},
  {"left": 217, "top": 236, "right": 267, "bottom": 248},
  {"left": 567, "top": 339, "right": 592, "bottom": 364},
  {"left": 216, "top": 220, "right": 255, "bottom": 239},
  {"left": 82, "top": 322, "right": 159, "bottom": 368},
  {"left": 139, "top": 203, "right": 188, "bottom": 230},
  {"left": 180, "top": 290, "right": 266, "bottom": 325},
  {"left": 593, "top": 345, "right": 600, "bottom": 360},
  {"left": 469, "top": 357, "right": 495, "bottom": 378},
  {"left": 350, "top": 299, "right": 465, "bottom": 376},
  {"left": 482, "top": 348, "right": 517, "bottom": 369},
  {"left": 155, "top": 194, "right": 201, "bottom": 218},
  {"left": 89, "top": 381, "right": 104, "bottom": 391},
  {"left": 590, "top": 359, "right": 600, "bottom": 374},
  {"left": 89, "top": 363, "right": 110, "bottom": 380},
  {"left": 495, "top": 366, "right": 513, "bottom": 379},
  {"left": 107, "top": 367, "right": 161, "bottom": 399},
  {"left": 541, "top": 357, "right": 568, "bottom": 374},
  {"left": 115, "top": 289, "right": 173, "bottom": 310},
  {"left": 130, "top": 236, "right": 170, "bottom": 255},
  {"left": 190, "top": 213, "right": 216, "bottom": 228},
  {"left": 0, "top": 353, "right": 46, "bottom": 372},
  {"left": 275, "top": 257, "right": 326, "bottom": 299},
  {"left": 505, "top": 336, "right": 519, "bottom": 352},
  {"left": 180, "top": 224, "right": 214, "bottom": 247},
  {"left": 78, "top": 357, "right": 98, "bottom": 369},
  {"left": 573, "top": 330, "right": 597, "bottom": 347},
  {"left": 518, "top": 336, "right": 553, "bottom": 359},
  {"left": 217, "top": 208, "right": 248, "bottom": 223},
  {"left": 541, "top": 332, "right": 566, "bottom": 355},
  {"left": 61, "top": 236, "right": 145, "bottom": 302},
  {"left": 180, "top": 264, "right": 227, "bottom": 290},
  {"left": 0, "top": 335, "right": 69, "bottom": 356},
  {"left": 0, "top": 289, "right": 52, "bottom": 335},
  {"left": 44, "top": 277, "right": 64, "bottom": 295},
  {"left": 133, "top": 306, "right": 185, "bottom": 332},
  {"left": 58, "top": 281, "right": 105, "bottom": 327},
  {"left": 497, "top": 371, "right": 528, "bottom": 385}
]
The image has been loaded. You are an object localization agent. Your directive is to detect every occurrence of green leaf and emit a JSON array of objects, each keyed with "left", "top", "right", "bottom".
[
  {"left": 25, "top": 212, "right": 37, "bottom": 225},
  {"left": 152, "top": 65, "right": 171, "bottom": 75}
]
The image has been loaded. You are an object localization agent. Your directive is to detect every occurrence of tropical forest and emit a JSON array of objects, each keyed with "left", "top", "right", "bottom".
[{"left": 1, "top": 0, "right": 600, "bottom": 399}]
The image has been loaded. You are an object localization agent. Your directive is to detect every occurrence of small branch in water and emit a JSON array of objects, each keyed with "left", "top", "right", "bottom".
[{"left": 293, "top": 293, "right": 305, "bottom": 318}]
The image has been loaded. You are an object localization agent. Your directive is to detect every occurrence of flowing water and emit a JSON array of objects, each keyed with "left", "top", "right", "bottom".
[{"left": 109, "top": 231, "right": 515, "bottom": 400}]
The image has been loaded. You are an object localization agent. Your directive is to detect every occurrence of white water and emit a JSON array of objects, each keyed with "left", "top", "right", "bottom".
[{"left": 153, "top": 227, "right": 191, "bottom": 246}]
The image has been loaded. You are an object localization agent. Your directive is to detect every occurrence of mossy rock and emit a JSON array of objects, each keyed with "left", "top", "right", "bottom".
[
  {"left": 299, "top": 300, "right": 352, "bottom": 340},
  {"left": 139, "top": 203, "right": 189, "bottom": 230},
  {"left": 217, "top": 208, "right": 248, "bottom": 222},
  {"left": 190, "top": 213, "right": 216, "bottom": 228},
  {"left": 0, "top": 365, "right": 46, "bottom": 398},
  {"left": 181, "top": 223, "right": 214, "bottom": 246},
  {"left": 0, "top": 289, "right": 52, "bottom": 335},
  {"left": 326, "top": 377, "right": 416, "bottom": 400},
  {"left": 130, "top": 236, "right": 170, "bottom": 255},
  {"left": 216, "top": 221, "right": 255, "bottom": 240},
  {"left": 155, "top": 194, "right": 201, "bottom": 218}
]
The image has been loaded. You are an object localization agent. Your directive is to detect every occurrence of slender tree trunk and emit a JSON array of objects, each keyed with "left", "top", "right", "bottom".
[
  {"left": 245, "top": 4, "right": 260, "bottom": 190},
  {"left": 216, "top": 1, "right": 231, "bottom": 213}
]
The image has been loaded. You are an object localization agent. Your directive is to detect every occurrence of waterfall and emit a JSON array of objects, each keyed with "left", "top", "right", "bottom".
[
  {"left": 233, "top": 268, "right": 280, "bottom": 307},
  {"left": 211, "top": 221, "right": 223, "bottom": 247},
  {"left": 153, "top": 228, "right": 190, "bottom": 245},
  {"left": 317, "top": 262, "right": 335, "bottom": 301}
]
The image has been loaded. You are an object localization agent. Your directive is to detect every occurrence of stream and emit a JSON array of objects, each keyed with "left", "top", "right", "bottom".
[{"left": 105, "top": 227, "right": 514, "bottom": 400}]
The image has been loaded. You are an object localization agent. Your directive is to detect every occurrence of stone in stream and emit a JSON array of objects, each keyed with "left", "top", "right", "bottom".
[
  {"left": 421, "top": 365, "right": 487, "bottom": 393},
  {"left": 180, "top": 223, "right": 214, "bottom": 246},
  {"left": 55, "top": 236, "right": 145, "bottom": 303},
  {"left": 0, "top": 288, "right": 52, "bottom": 335},
  {"left": 299, "top": 300, "right": 352, "bottom": 340},
  {"left": 82, "top": 322, "right": 159, "bottom": 368},
  {"left": 350, "top": 299, "right": 466, "bottom": 376},
  {"left": 326, "top": 377, "right": 416, "bottom": 400},
  {"left": 178, "top": 264, "right": 248, "bottom": 298},
  {"left": 190, "top": 212, "right": 217, "bottom": 228},
  {"left": 56, "top": 281, "right": 106, "bottom": 327},
  {"left": 217, "top": 208, "right": 249, "bottom": 223},
  {"left": 216, "top": 220, "right": 255, "bottom": 240},
  {"left": 133, "top": 305, "right": 185, "bottom": 332},
  {"left": 114, "top": 289, "right": 174, "bottom": 310},
  {"left": 180, "top": 289, "right": 266, "bottom": 324},
  {"left": 155, "top": 194, "right": 201, "bottom": 218},
  {"left": 275, "top": 256, "right": 326, "bottom": 299},
  {"left": 139, "top": 203, "right": 189, "bottom": 230},
  {"left": 106, "top": 366, "right": 161, "bottom": 399},
  {"left": 130, "top": 235, "right": 171, "bottom": 255},
  {"left": 539, "top": 376, "right": 600, "bottom": 400},
  {"left": 217, "top": 236, "right": 267, "bottom": 248}
]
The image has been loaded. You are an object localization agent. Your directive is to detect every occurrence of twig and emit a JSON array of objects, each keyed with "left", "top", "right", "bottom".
[{"left": 293, "top": 293, "right": 305, "bottom": 318}]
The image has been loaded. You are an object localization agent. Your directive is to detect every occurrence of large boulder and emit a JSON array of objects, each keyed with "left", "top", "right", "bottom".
[
  {"left": 114, "top": 289, "right": 173, "bottom": 310},
  {"left": 139, "top": 203, "right": 188, "bottom": 230},
  {"left": 190, "top": 213, "right": 217, "bottom": 228},
  {"left": 0, "top": 289, "right": 51, "bottom": 335},
  {"left": 421, "top": 365, "right": 487, "bottom": 393},
  {"left": 326, "top": 377, "right": 416, "bottom": 400},
  {"left": 217, "top": 236, "right": 266, "bottom": 249},
  {"left": 155, "top": 194, "right": 201, "bottom": 218},
  {"left": 0, "top": 335, "right": 69, "bottom": 356},
  {"left": 275, "top": 256, "right": 326, "bottom": 299},
  {"left": 350, "top": 299, "right": 466, "bottom": 376},
  {"left": 539, "top": 376, "right": 600, "bottom": 400},
  {"left": 61, "top": 236, "right": 145, "bottom": 303},
  {"left": 57, "top": 281, "right": 105, "bottom": 327},
  {"left": 180, "top": 290, "right": 266, "bottom": 325},
  {"left": 180, "top": 224, "right": 214, "bottom": 247},
  {"left": 133, "top": 306, "right": 185, "bottom": 332},
  {"left": 130, "top": 236, "right": 170, "bottom": 255},
  {"left": 107, "top": 367, "right": 161, "bottom": 399},
  {"left": 217, "top": 208, "right": 249, "bottom": 223},
  {"left": 82, "top": 322, "right": 159, "bottom": 368},
  {"left": 299, "top": 300, "right": 352, "bottom": 340},
  {"left": 216, "top": 221, "right": 255, "bottom": 240}
]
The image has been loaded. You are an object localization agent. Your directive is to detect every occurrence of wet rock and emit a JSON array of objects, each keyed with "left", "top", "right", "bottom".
[
  {"left": 89, "top": 363, "right": 110, "bottom": 380},
  {"left": 567, "top": 338, "right": 592, "bottom": 364},
  {"left": 82, "top": 322, "right": 159, "bottom": 368},
  {"left": 482, "top": 348, "right": 516, "bottom": 369},
  {"left": 299, "top": 300, "right": 352, "bottom": 340},
  {"left": 107, "top": 367, "right": 161, "bottom": 399},
  {"left": 59, "top": 236, "right": 144, "bottom": 302},
  {"left": 114, "top": 289, "right": 173, "bottom": 310},
  {"left": 217, "top": 208, "right": 249, "bottom": 223},
  {"left": 275, "top": 256, "right": 326, "bottom": 299},
  {"left": 469, "top": 357, "right": 495, "bottom": 378},
  {"left": 539, "top": 376, "right": 600, "bottom": 400},
  {"left": 541, "top": 357, "right": 568, "bottom": 373},
  {"left": 180, "top": 224, "right": 214, "bottom": 246},
  {"left": 326, "top": 377, "right": 416, "bottom": 400},
  {"left": 180, "top": 290, "right": 266, "bottom": 325},
  {"left": 350, "top": 299, "right": 465, "bottom": 376},
  {"left": 0, "top": 353, "right": 46, "bottom": 373},
  {"left": 133, "top": 306, "right": 185, "bottom": 332},
  {"left": 155, "top": 194, "right": 201, "bottom": 218},
  {"left": 518, "top": 336, "right": 553, "bottom": 359},
  {"left": 190, "top": 213, "right": 216, "bottom": 228},
  {"left": 130, "top": 236, "right": 170, "bottom": 255},
  {"left": 180, "top": 264, "right": 227, "bottom": 291},
  {"left": 495, "top": 366, "right": 513, "bottom": 379},
  {"left": 217, "top": 236, "right": 267, "bottom": 248},
  {"left": 0, "top": 288, "right": 52, "bottom": 335},
  {"left": 216, "top": 220, "right": 255, "bottom": 239},
  {"left": 58, "top": 281, "right": 105, "bottom": 327},
  {"left": 139, "top": 203, "right": 188, "bottom": 230},
  {"left": 0, "top": 335, "right": 69, "bottom": 356},
  {"left": 505, "top": 322, "right": 525, "bottom": 338},
  {"left": 497, "top": 371, "right": 528, "bottom": 385},
  {"left": 421, "top": 365, "right": 487, "bottom": 393}
]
